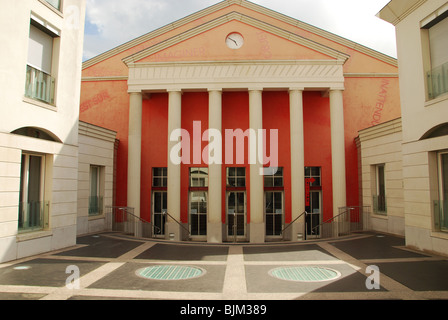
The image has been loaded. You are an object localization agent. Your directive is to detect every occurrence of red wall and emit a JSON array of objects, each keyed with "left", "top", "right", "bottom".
[
  {"left": 262, "top": 91, "right": 292, "bottom": 223},
  {"left": 222, "top": 92, "right": 250, "bottom": 223},
  {"left": 180, "top": 92, "right": 209, "bottom": 223},
  {"left": 141, "top": 93, "right": 168, "bottom": 221},
  {"left": 303, "top": 92, "right": 333, "bottom": 222}
]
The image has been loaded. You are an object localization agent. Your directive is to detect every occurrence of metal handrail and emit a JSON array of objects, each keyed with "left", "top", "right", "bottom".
[
  {"left": 281, "top": 211, "right": 307, "bottom": 234},
  {"left": 116, "top": 207, "right": 162, "bottom": 234},
  {"left": 164, "top": 211, "right": 191, "bottom": 236},
  {"left": 309, "top": 208, "right": 354, "bottom": 236}
]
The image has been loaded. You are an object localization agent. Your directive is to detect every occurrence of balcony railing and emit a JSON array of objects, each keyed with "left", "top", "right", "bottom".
[
  {"left": 373, "top": 195, "right": 387, "bottom": 215},
  {"left": 18, "top": 201, "right": 50, "bottom": 233},
  {"left": 427, "top": 61, "right": 448, "bottom": 100},
  {"left": 89, "top": 196, "right": 104, "bottom": 216},
  {"left": 433, "top": 200, "right": 448, "bottom": 232},
  {"left": 25, "top": 65, "right": 55, "bottom": 105}
]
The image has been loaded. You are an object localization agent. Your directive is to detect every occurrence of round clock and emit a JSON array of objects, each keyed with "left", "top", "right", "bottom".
[{"left": 226, "top": 32, "right": 244, "bottom": 49}]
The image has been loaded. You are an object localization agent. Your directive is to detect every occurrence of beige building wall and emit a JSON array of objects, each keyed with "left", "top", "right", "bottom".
[
  {"left": 379, "top": 0, "right": 448, "bottom": 255},
  {"left": 0, "top": 0, "right": 86, "bottom": 263},
  {"left": 358, "top": 119, "right": 405, "bottom": 236},
  {"left": 77, "top": 122, "right": 117, "bottom": 235}
]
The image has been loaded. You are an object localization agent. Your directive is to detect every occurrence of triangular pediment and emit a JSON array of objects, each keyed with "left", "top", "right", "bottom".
[
  {"left": 82, "top": 0, "right": 397, "bottom": 78},
  {"left": 123, "top": 12, "right": 349, "bottom": 65},
  {"left": 125, "top": 13, "right": 347, "bottom": 63}
]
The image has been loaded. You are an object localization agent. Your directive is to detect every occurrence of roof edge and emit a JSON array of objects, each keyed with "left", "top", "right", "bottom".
[{"left": 83, "top": 0, "right": 397, "bottom": 70}]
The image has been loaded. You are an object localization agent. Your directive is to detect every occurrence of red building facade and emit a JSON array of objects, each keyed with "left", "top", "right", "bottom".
[{"left": 80, "top": 0, "right": 401, "bottom": 243}]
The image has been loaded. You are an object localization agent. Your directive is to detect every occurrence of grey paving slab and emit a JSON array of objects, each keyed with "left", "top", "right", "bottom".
[
  {"left": 135, "top": 243, "right": 229, "bottom": 261},
  {"left": 245, "top": 263, "right": 385, "bottom": 294},
  {"left": 243, "top": 244, "right": 338, "bottom": 261},
  {"left": 376, "top": 260, "right": 448, "bottom": 291},
  {"left": 0, "top": 259, "right": 105, "bottom": 287},
  {"left": 0, "top": 292, "right": 47, "bottom": 300},
  {"left": 329, "top": 234, "right": 430, "bottom": 260},
  {"left": 57, "top": 234, "right": 144, "bottom": 259},
  {"left": 88, "top": 262, "right": 226, "bottom": 293}
]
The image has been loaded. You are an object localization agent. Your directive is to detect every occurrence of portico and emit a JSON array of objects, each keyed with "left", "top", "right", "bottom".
[{"left": 125, "top": 60, "right": 348, "bottom": 243}]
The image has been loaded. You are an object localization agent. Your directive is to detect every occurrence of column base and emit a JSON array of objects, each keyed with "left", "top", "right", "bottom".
[
  {"left": 249, "top": 223, "right": 265, "bottom": 243},
  {"left": 165, "top": 222, "right": 189, "bottom": 241},
  {"left": 291, "top": 221, "right": 306, "bottom": 241},
  {"left": 207, "top": 222, "right": 223, "bottom": 243}
]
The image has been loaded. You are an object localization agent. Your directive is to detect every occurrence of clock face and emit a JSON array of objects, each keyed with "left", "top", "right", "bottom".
[{"left": 226, "top": 33, "right": 244, "bottom": 49}]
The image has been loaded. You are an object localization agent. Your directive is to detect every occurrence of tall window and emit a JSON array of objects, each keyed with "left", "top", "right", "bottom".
[
  {"left": 189, "top": 168, "right": 208, "bottom": 237},
  {"left": 89, "top": 166, "right": 103, "bottom": 216},
  {"left": 264, "top": 168, "right": 284, "bottom": 237},
  {"left": 425, "top": 14, "right": 448, "bottom": 99},
  {"left": 305, "top": 167, "right": 322, "bottom": 237},
  {"left": 19, "top": 154, "right": 48, "bottom": 232},
  {"left": 25, "top": 19, "right": 58, "bottom": 105},
  {"left": 373, "top": 164, "right": 387, "bottom": 215},
  {"left": 435, "top": 152, "right": 448, "bottom": 232}
]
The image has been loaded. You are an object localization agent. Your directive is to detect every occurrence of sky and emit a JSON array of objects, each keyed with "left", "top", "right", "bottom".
[{"left": 82, "top": 0, "right": 396, "bottom": 62}]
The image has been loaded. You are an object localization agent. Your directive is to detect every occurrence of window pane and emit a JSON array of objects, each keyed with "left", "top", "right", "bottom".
[
  {"left": 228, "top": 193, "right": 235, "bottom": 211},
  {"left": 199, "top": 214, "right": 207, "bottom": 235},
  {"left": 311, "top": 167, "right": 321, "bottom": 176},
  {"left": 237, "top": 193, "right": 245, "bottom": 213},
  {"left": 442, "top": 154, "right": 448, "bottom": 201},
  {"left": 228, "top": 167, "right": 236, "bottom": 177},
  {"left": 264, "top": 176, "right": 273, "bottom": 187},
  {"left": 153, "top": 177, "right": 162, "bottom": 187},
  {"left": 237, "top": 167, "right": 245, "bottom": 177},
  {"left": 153, "top": 167, "right": 163, "bottom": 177},
  {"left": 45, "top": 0, "right": 61, "bottom": 10},
  {"left": 227, "top": 177, "right": 236, "bottom": 187},
  {"left": 274, "top": 192, "right": 282, "bottom": 212},
  {"left": 429, "top": 17, "right": 448, "bottom": 68},
  {"left": 28, "top": 156, "right": 42, "bottom": 202},
  {"left": 274, "top": 177, "right": 283, "bottom": 187},
  {"left": 154, "top": 192, "right": 162, "bottom": 213},
  {"left": 90, "top": 166, "right": 99, "bottom": 198},
  {"left": 28, "top": 25, "right": 53, "bottom": 74},
  {"left": 378, "top": 165, "right": 385, "bottom": 196},
  {"left": 305, "top": 167, "right": 311, "bottom": 177},
  {"left": 265, "top": 192, "right": 274, "bottom": 214},
  {"left": 237, "top": 178, "right": 245, "bottom": 187},
  {"left": 275, "top": 167, "right": 283, "bottom": 176}
]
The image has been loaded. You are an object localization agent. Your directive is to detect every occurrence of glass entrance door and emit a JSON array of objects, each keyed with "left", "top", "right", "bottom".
[
  {"left": 306, "top": 191, "right": 322, "bottom": 238},
  {"left": 265, "top": 191, "right": 284, "bottom": 237},
  {"left": 152, "top": 191, "right": 167, "bottom": 238},
  {"left": 227, "top": 191, "right": 246, "bottom": 241}
]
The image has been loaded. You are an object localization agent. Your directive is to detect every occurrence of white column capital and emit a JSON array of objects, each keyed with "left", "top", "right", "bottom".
[
  {"left": 248, "top": 87, "right": 264, "bottom": 92},
  {"left": 289, "top": 87, "right": 305, "bottom": 93},
  {"left": 167, "top": 88, "right": 183, "bottom": 94},
  {"left": 329, "top": 87, "right": 345, "bottom": 93},
  {"left": 208, "top": 88, "right": 223, "bottom": 93}
]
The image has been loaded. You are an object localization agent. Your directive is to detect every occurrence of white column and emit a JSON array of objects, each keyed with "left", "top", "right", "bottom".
[
  {"left": 249, "top": 88, "right": 264, "bottom": 243},
  {"left": 128, "top": 92, "right": 142, "bottom": 219},
  {"left": 330, "top": 89, "right": 347, "bottom": 217},
  {"left": 208, "top": 89, "right": 223, "bottom": 243},
  {"left": 289, "top": 88, "right": 306, "bottom": 240},
  {"left": 167, "top": 89, "right": 183, "bottom": 240}
]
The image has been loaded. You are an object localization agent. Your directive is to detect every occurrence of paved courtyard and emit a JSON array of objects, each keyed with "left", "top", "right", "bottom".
[{"left": 0, "top": 231, "right": 447, "bottom": 301}]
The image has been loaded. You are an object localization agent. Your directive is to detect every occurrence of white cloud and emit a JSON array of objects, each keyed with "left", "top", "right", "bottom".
[{"left": 83, "top": 0, "right": 397, "bottom": 61}]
